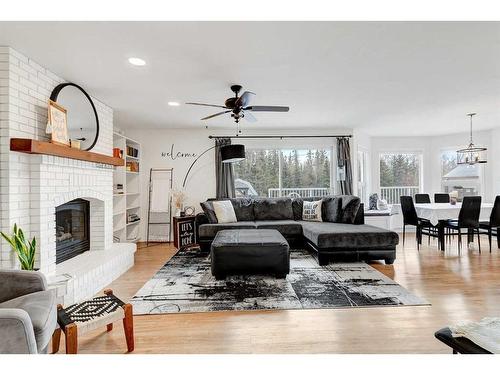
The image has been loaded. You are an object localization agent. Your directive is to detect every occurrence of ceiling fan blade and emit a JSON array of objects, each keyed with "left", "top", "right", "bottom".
[
  {"left": 235, "top": 91, "right": 255, "bottom": 108},
  {"left": 243, "top": 111, "right": 257, "bottom": 123},
  {"left": 186, "top": 102, "right": 228, "bottom": 109},
  {"left": 246, "top": 105, "right": 289, "bottom": 112},
  {"left": 201, "top": 110, "right": 231, "bottom": 120}
]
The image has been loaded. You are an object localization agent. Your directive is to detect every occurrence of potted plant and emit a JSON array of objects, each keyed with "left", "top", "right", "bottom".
[{"left": 0, "top": 224, "right": 37, "bottom": 270}]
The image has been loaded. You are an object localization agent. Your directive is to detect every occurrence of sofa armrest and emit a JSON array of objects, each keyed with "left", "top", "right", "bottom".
[
  {"left": 195, "top": 212, "right": 209, "bottom": 239},
  {"left": 0, "top": 270, "right": 47, "bottom": 303},
  {"left": 0, "top": 308, "right": 38, "bottom": 354},
  {"left": 354, "top": 203, "right": 365, "bottom": 225}
]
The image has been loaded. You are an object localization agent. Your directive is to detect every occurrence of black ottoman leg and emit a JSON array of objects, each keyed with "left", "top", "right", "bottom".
[
  {"left": 385, "top": 258, "right": 395, "bottom": 265},
  {"left": 318, "top": 253, "right": 329, "bottom": 266}
]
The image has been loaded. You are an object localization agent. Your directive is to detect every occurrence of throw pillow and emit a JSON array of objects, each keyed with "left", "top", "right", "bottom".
[
  {"left": 368, "top": 193, "right": 378, "bottom": 210},
  {"left": 302, "top": 200, "right": 323, "bottom": 222},
  {"left": 229, "top": 197, "right": 254, "bottom": 221},
  {"left": 200, "top": 201, "right": 218, "bottom": 223},
  {"left": 338, "top": 195, "right": 361, "bottom": 224},
  {"left": 291, "top": 197, "right": 304, "bottom": 221},
  {"left": 322, "top": 196, "right": 342, "bottom": 222},
  {"left": 377, "top": 198, "right": 389, "bottom": 211},
  {"left": 212, "top": 200, "right": 237, "bottom": 224}
]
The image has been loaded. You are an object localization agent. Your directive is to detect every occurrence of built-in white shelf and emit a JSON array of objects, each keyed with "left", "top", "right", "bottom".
[{"left": 113, "top": 131, "right": 142, "bottom": 244}]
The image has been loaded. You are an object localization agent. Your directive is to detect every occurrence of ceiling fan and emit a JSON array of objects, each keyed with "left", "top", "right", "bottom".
[{"left": 186, "top": 84, "right": 289, "bottom": 124}]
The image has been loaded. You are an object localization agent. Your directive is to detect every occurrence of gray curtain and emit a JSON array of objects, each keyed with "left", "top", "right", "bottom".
[
  {"left": 215, "top": 138, "right": 236, "bottom": 199},
  {"left": 337, "top": 137, "right": 353, "bottom": 195}
]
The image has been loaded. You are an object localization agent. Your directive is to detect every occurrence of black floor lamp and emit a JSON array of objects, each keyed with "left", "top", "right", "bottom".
[{"left": 182, "top": 143, "right": 245, "bottom": 188}]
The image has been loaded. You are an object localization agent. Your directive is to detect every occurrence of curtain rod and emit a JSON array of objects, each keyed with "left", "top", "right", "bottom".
[{"left": 208, "top": 135, "right": 352, "bottom": 139}]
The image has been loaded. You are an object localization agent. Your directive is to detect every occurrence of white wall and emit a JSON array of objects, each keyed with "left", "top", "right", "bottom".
[
  {"left": 123, "top": 126, "right": 353, "bottom": 239},
  {"left": 0, "top": 46, "right": 114, "bottom": 271},
  {"left": 492, "top": 128, "right": 500, "bottom": 197}
]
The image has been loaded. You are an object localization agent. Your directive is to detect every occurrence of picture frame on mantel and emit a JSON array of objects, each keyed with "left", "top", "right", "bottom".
[{"left": 47, "top": 99, "right": 70, "bottom": 146}]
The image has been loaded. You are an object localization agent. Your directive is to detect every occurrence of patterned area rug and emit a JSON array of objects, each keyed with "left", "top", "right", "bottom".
[{"left": 131, "top": 248, "right": 428, "bottom": 315}]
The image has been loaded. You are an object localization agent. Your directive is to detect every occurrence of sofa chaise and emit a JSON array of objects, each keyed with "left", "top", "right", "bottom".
[{"left": 195, "top": 196, "right": 399, "bottom": 265}]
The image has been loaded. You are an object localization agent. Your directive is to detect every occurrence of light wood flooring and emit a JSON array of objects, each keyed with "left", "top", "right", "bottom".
[{"left": 62, "top": 233, "right": 500, "bottom": 354}]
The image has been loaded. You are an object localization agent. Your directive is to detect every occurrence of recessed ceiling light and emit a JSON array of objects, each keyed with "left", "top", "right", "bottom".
[
  {"left": 168, "top": 101, "right": 180, "bottom": 106},
  {"left": 128, "top": 57, "right": 146, "bottom": 66}
]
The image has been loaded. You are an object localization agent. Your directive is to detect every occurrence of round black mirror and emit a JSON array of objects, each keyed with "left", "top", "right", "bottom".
[{"left": 50, "top": 83, "right": 99, "bottom": 151}]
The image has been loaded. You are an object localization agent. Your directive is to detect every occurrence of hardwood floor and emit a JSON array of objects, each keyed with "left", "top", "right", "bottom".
[{"left": 65, "top": 234, "right": 500, "bottom": 354}]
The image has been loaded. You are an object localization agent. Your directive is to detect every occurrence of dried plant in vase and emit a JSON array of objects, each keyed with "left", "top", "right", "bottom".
[{"left": 172, "top": 190, "right": 187, "bottom": 216}]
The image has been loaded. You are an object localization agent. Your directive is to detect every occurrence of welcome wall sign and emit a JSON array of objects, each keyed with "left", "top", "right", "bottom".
[{"left": 161, "top": 144, "right": 197, "bottom": 160}]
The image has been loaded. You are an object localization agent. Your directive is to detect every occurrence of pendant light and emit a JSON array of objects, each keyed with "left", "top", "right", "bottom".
[{"left": 456, "top": 113, "right": 487, "bottom": 165}]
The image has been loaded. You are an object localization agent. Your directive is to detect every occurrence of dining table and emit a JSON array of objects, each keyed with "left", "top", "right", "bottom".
[{"left": 414, "top": 202, "right": 493, "bottom": 251}]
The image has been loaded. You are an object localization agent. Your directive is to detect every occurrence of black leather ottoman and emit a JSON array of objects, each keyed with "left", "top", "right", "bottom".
[
  {"left": 211, "top": 229, "right": 290, "bottom": 280},
  {"left": 434, "top": 328, "right": 491, "bottom": 354}
]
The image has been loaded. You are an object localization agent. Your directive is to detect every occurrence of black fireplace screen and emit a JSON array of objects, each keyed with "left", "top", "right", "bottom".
[{"left": 56, "top": 198, "right": 90, "bottom": 264}]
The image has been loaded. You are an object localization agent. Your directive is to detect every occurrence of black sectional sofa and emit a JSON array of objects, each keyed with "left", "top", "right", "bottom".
[{"left": 195, "top": 196, "right": 399, "bottom": 265}]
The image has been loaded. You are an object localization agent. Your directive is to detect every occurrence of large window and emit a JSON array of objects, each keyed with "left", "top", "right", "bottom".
[
  {"left": 234, "top": 148, "right": 332, "bottom": 198},
  {"left": 440, "top": 149, "right": 482, "bottom": 200},
  {"left": 379, "top": 152, "right": 422, "bottom": 204}
]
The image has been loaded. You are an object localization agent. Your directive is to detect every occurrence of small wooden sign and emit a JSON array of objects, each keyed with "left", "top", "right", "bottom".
[
  {"left": 47, "top": 100, "right": 69, "bottom": 146},
  {"left": 173, "top": 216, "right": 196, "bottom": 250}
]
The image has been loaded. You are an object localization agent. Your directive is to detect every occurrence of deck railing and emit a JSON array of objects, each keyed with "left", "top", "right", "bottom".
[
  {"left": 268, "top": 187, "right": 331, "bottom": 198},
  {"left": 380, "top": 186, "right": 420, "bottom": 204}
]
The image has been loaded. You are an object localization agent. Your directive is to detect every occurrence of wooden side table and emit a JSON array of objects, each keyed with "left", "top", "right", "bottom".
[{"left": 173, "top": 215, "right": 197, "bottom": 249}]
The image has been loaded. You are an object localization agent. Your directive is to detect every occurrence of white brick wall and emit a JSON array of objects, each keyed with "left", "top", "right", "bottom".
[{"left": 0, "top": 46, "right": 127, "bottom": 278}]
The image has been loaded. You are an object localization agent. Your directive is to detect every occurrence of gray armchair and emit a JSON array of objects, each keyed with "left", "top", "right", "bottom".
[{"left": 0, "top": 270, "right": 57, "bottom": 354}]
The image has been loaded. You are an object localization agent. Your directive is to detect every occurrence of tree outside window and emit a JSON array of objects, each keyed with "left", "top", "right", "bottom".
[{"left": 234, "top": 148, "right": 332, "bottom": 198}]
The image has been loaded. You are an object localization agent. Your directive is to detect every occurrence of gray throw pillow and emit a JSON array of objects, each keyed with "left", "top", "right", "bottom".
[
  {"left": 291, "top": 197, "right": 304, "bottom": 221},
  {"left": 200, "top": 201, "right": 218, "bottom": 223},
  {"left": 322, "top": 196, "right": 342, "bottom": 222},
  {"left": 229, "top": 197, "right": 254, "bottom": 221},
  {"left": 338, "top": 195, "right": 361, "bottom": 224}
]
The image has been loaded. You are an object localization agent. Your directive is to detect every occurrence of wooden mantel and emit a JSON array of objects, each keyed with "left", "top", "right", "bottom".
[{"left": 10, "top": 138, "right": 125, "bottom": 167}]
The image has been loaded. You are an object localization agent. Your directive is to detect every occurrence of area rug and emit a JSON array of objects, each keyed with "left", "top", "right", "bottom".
[{"left": 131, "top": 248, "right": 428, "bottom": 315}]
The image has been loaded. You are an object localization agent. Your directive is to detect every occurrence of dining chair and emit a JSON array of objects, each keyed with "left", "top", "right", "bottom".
[
  {"left": 434, "top": 193, "right": 450, "bottom": 203},
  {"left": 415, "top": 194, "right": 431, "bottom": 204},
  {"left": 479, "top": 195, "right": 500, "bottom": 252},
  {"left": 444, "top": 196, "right": 482, "bottom": 253},
  {"left": 400, "top": 196, "right": 433, "bottom": 249}
]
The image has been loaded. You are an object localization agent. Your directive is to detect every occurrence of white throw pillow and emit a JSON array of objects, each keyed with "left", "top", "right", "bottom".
[
  {"left": 302, "top": 200, "right": 323, "bottom": 222},
  {"left": 377, "top": 198, "right": 389, "bottom": 211},
  {"left": 212, "top": 200, "right": 237, "bottom": 224}
]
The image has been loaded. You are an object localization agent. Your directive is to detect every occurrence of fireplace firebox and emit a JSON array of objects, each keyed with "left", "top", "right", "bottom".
[{"left": 56, "top": 198, "right": 90, "bottom": 264}]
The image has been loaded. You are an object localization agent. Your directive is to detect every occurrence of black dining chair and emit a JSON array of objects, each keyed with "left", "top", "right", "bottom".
[
  {"left": 400, "top": 196, "right": 433, "bottom": 249},
  {"left": 444, "top": 196, "right": 482, "bottom": 253},
  {"left": 479, "top": 196, "right": 500, "bottom": 252},
  {"left": 434, "top": 193, "right": 450, "bottom": 203},
  {"left": 415, "top": 194, "right": 431, "bottom": 204}
]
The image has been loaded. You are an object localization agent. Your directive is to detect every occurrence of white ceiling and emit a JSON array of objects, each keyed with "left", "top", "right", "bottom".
[{"left": 0, "top": 21, "right": 499, "bottom": 136}]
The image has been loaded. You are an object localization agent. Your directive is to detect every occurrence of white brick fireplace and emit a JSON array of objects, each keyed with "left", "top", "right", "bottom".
[{"left": 0, "top": 46, "right": 135, "bottom": 305}]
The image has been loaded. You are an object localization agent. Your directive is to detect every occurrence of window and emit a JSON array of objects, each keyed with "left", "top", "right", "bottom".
[
  {"left": 440, "top": 149, "right": 482, "bottom": 200},
  {"left": 379, "top": 152, "right": 422, "bottom": 204},
  {"left": 233, "top": 148, "right": 332, "bottom": 198}
]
